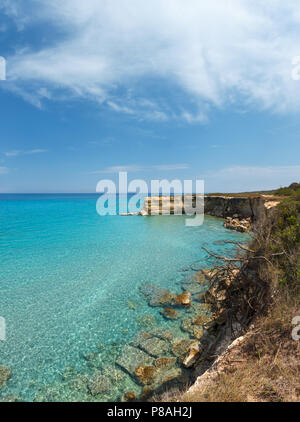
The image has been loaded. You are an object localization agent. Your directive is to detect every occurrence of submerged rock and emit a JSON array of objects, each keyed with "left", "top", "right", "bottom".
[
  {"left": 181, "top": 282, "right": 204, "bottom": 295},
  {"left": 1, "top": 394, "right": 21, "bottom": 402},
  {"left": 138, "top": 336, "right": 170, "bottom": 357},
  {"left": 88, "top": 371, "right": 111, "bottom": 395},
  {"left": 136, "top": 313, "right": 157, "bottom": 328},
  {"left": 0, "top": 366, "right": 11, "bottom": 389},
  {"left": 102, "top": 365, "right": 126, "bottom": 384},
  {"left": 116, "top": 345, "right": 154, "bottom": 376},
  {"left": 155, "top": 357, "right": 177, "bottom": 370},
  {"left": 135, "top": 365, "right": 158, "bottom": 385},
  {"left": 148, "top": 327, "right": 174, "bottom": 342},
  {"left": 140, "top": 283, "right": 176, "bottom": 307},
  {"left": 160, "top": 307, "right": 180, "bottom": 320},
  {"left": 171, "top": 338, "right": 193, "bottom": 357}
]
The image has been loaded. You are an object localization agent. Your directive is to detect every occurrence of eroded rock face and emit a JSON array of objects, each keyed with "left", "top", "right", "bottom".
[
  {"left": 88, "top": 371, "right": 111, "bottom": 395},
  {"left": 140, "top": 283, "right": 176, "bottom": 307},
  {"left": 224, "top": 217, "right": 251, "bottom": 233},
  {"left": 0, "top": 366, "right": 11, "bottom": 389},
  {"left": 116, "top": 345, "right": 154, "bottom": 376}
]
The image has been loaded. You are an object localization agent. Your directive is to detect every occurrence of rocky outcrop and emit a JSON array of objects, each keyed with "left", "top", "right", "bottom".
[
  {"left": 139, "top": 195, "right": 280, "bottom": 223},
  {"left": 224, "top": 217, "right": 251, "bottom": 233}
]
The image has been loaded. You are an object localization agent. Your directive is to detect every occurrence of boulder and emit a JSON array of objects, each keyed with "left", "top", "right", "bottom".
[
  {"left": 175, "top": 291, "right": 192, "bottom": 307},
  {"left": 183, "top": 341, "right": 202, "bottom": 368}
]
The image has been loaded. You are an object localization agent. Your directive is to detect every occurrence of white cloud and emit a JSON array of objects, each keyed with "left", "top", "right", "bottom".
[
  {"left": 0, "top": 166, "right": 9, "bottom": 174},
  {"left": 91, "top": 164, "right": 189, "bottom": 174},
  {"left": 203, "top": 165, "right": 300, "bottom": 192},
  {"left": 3, "top": 1, "right": 300, "bottom": 120},
  {"left": 4, "top": 149, "right": 48, "bottom": 157}
]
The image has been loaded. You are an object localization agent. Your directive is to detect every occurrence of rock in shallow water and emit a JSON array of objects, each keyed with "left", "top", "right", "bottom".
[
  {"left": 140, "top": 283, "right": 176, "bottom": 307},
  {"left": 0, "top": 366, "right": 11, "bottom": 389},
  {"left": 136, "top": 313, "right": 157, "bottom": 328},
  {"left": 138, "top": 336, "right": 170, "bottom": 357},
  {"left": 116, "top": 345, "right": 154, "bottom": 376},
  {"left": 160, "top": 307, "right": 180, "bottom": 320},
  {"left": 88, "top": 371, "right": 111, "bottom": 395},
  {"left": 175, "top": 291, "right": 192, "bottom": 307}
]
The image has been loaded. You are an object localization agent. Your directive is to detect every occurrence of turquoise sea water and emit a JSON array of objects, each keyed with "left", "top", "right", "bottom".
[{"left": 0, "top": 194, "right": 249, "bottom": 401}]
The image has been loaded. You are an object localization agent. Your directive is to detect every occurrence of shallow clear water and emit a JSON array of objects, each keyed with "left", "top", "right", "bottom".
[{"left": 0, "top": 194, "right": 249, "bottom": 401}]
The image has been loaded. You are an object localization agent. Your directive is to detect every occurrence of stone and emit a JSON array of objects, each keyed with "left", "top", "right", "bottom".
[
  {"left": 116, "top": 345, "right": 154, "bottom": 376},
  {"left": 160, "top": 307, "right": 180, "bottom": 320},
  {"left": 135, "top": 365, "right": 158, "bottom": 385},
  {"left": 140, "top": 283, "right": 176, "bottom": 307},
  {"left": 148, "top": 327, "right": 174, "bottom": 342},
  {"left": 224, "top": 217, "right": 251, "bottom": 233},
  {"left": 121, "top": 391, "right": 137, "bottom": 402},
  {"left": 155, "top": 357, "right": 177, "bottom": 370},
  {"left": 139, "top": 336, "right": 170, "bottom": 357},
  {"left": 171, "top": 338, "right": 193, "bottom": 357},
  {"left": 88, "top": 371, "right": 111, "bottom": 395},
  {"left": 0, "top": 366, "right": 11, "bottom": 389},
  {"left": 183, "top": 341, "right": 202, "bottom": 368},
  {"left": 175, "top": 291, "right": 192, "bottom": 307}
]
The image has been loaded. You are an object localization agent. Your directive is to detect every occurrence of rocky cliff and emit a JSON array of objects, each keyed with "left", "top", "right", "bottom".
[{"left": 141, "top": 195, "right": 280, "bottom": 221}]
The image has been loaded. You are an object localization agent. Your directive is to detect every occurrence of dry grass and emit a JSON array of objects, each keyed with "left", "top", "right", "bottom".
[{"left": 157, "top": 293, "right": 300, "bottom": 403}]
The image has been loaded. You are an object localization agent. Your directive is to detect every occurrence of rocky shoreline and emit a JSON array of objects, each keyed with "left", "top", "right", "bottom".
[{"left": 123, "top": 195, "right": 280, "bottom": 234}]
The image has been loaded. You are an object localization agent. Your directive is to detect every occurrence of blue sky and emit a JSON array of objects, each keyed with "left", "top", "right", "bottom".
[{"left": 0, "top": 0, "right": 300, "bottom": 193}]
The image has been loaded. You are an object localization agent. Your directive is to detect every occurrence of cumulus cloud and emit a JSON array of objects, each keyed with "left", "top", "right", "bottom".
[{"left": 2, "top": 1, "right": 300, "bottom": 120}]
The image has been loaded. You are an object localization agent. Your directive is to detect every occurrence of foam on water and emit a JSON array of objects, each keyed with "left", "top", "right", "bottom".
[{"left": 0, "top": 194, "right": 249, "bottom": 401}]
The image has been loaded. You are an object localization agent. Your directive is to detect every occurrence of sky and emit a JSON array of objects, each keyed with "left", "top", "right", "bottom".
[{"left": 0, "top": 0, "right": 300, "bottom": 193}]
